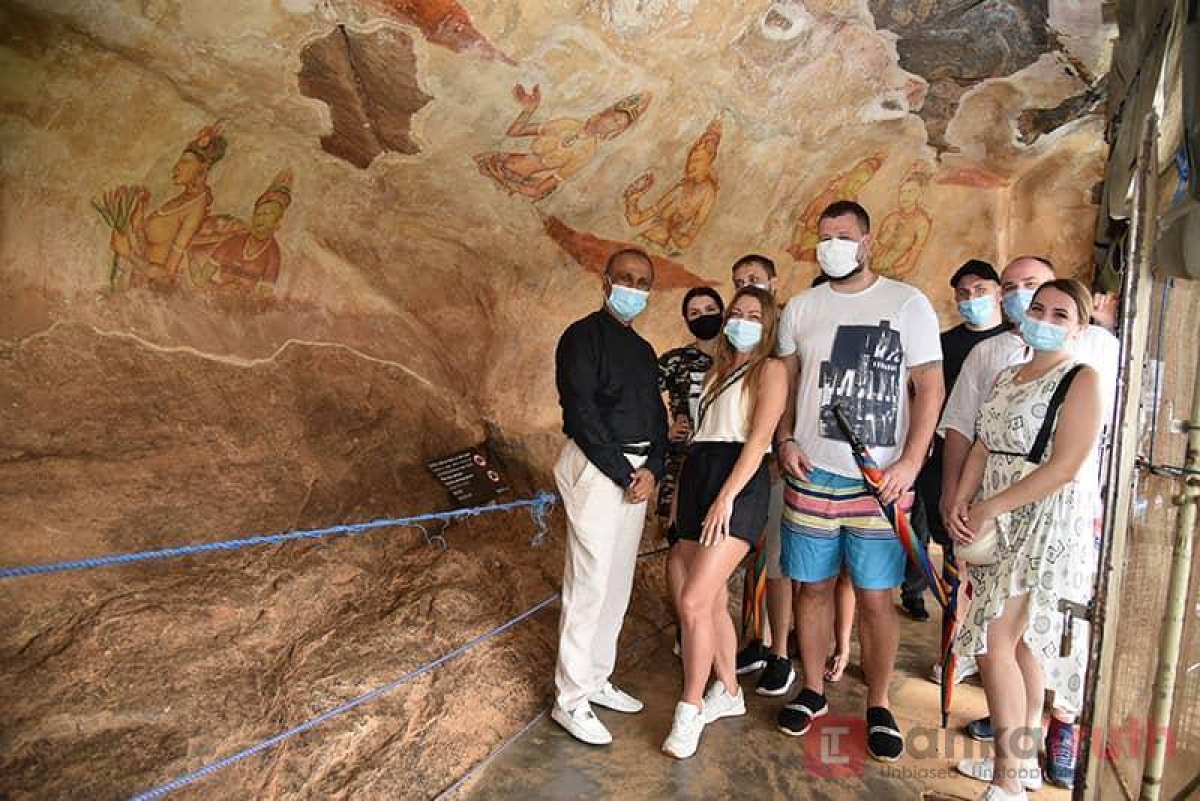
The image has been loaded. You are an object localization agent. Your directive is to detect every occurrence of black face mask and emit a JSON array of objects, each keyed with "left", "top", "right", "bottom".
[{"left": 687, "top": 313, "right": 723, "bottom": 341}]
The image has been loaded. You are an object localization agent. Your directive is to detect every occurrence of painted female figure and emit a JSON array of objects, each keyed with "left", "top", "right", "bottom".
[
  {"left": 190, "top": 170, "right": 293, "bottom": 300},
  {"left": 475, "top": 85, "right": 651, "bottom": 201},
  {"left": 109, "top": 123, "right": 227, "bottom": 287}
]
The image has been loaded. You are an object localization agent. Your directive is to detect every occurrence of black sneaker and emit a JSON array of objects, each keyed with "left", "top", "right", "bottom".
[
  {"left": 777, "top": 687, "right": 827, "bottom": 736},
  {"left": 755, "top": 654, "right": 796, "bottom": 697},
  {"left": 901, "top": 595, "right": 930, "bottom": 621},
  {"left": 867, "top": 706, "right": 904, "bottom": 762},
  {"left": 966, "top": 715, "right": 994, "bottom": 742},
  {"left": 736, "top": 639, "right": 768, "bottom": 675}
]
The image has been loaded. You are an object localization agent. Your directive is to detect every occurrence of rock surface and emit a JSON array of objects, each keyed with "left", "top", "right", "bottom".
[{"left": 0, "top": 0, "right": 1113, "bottom": 796}]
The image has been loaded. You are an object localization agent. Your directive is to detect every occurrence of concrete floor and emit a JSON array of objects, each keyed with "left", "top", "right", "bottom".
[{"left": 462, "top": 600, "right": 1074, "bottom": 801}]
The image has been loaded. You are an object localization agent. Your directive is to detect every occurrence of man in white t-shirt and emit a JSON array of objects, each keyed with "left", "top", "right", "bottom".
[
  {"left": 938, "top": 255, "right": 1119, "bottom": 789},
  {"left": 773, "top": 200, "right": 944, "bottom": 761}
]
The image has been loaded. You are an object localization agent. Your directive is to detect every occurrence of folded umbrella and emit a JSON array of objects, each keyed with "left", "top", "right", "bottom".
[
  {"left": 829, "top": 403, "right": 958, "bottom": 726},
  {"left": 939, "top": 549, "right": 961, "bottom": 728},
  {"left": 740, "top": 542, "right": 769, "bottom": 643},
  {"left": 829, "top": 403, "right": 951, "bottom": 609}
]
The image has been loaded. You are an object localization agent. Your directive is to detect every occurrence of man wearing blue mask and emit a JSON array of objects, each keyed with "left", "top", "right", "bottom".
[
  {"left": 902, "top": 260, "right": 1006, "bottom": 623},
  {"left": 773, "top": 200, "right": 944, "bottom": 762},
  {"left": 551, "top": 247, "right": 669, "bottom": 746},
  {"left": 938, "top": 255, "right": 1119, "bottom": 789}
]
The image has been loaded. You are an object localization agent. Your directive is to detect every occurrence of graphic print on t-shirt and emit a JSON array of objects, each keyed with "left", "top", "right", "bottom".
[{"left": 817, "top": 320, "right": 902, "bottom": 447}]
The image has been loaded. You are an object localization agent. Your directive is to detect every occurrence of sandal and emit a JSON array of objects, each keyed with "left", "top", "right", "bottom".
[{"left": 824, "top": 651, "right": 848, "bottom": 683}]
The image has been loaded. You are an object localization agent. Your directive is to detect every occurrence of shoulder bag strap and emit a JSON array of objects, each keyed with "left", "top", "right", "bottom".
[
  {"left": 696, "top": 361, "right": 753, "bottom": 432},
  {"left": 1026, "top": 364, "right": 1085, "bottom": 464}
]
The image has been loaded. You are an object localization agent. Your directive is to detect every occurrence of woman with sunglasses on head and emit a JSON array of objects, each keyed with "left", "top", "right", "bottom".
[{"left": 661, "top": 285, "right": 787, "bottom": 759}]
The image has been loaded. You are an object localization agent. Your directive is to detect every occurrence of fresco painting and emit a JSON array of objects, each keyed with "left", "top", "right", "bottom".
[
  {"left": 95, "top": 123, "right": 226, "bottom": 291},
  {"left": 544, "top": 215, "right": 715, "bottom": 291},
  {"left": 872, "top": 167, "right": 934, "bottom": 280},
  {"left": 622, "top": 117, "right": 722, "bottom": 255},
  {"left": 93, "top": 123, "right": 293, "bottom": 303},
  {"left": 187, "top": 170, "right": 294, "bottom": 300},
  {"left": 368, "top": 0, "right": 514, "bottom": 64},
  {"left": 787, "top": 154, "right": 885, "bottom": 262},
  {"left": 475, "top": 85, "right": 652, "bottom": 201}
]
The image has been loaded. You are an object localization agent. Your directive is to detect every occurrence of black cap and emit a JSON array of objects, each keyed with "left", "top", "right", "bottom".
[{"left": 949, "top": 259, "right": 999, "bottom": 288}]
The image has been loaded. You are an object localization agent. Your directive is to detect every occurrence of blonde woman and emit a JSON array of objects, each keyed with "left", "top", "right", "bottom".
[{"left": 662, "top": 286, "right": 787, "bottom": 758}]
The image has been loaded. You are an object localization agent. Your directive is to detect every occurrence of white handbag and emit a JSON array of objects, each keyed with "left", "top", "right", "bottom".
[{"left": 956, "top": 365, "right": 1083, "bottom": 566}]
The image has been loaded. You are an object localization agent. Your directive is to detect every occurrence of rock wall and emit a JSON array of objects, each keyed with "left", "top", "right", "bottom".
[{"left": 0, "top": 0, "right": 1113, "bottom": 797}]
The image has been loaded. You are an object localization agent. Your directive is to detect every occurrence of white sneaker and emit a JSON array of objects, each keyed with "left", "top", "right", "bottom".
[
  {"left": 589, "top": 682, "right": 644, "bottom": 713},
  {"left": 978, "top": 785, "right": 1029, "bottom": 801},
  {"left": 552, "top": 703, "right": 612, "bottom": 745},
  {"left": 957, "top": 758, "right": 1043, "bottom": 791},
  {"left": 702, "top": 680, "right": 746, "bottom": 723},
  {"left": 931, "top": 655, "right": 979, "bottom": 685},
  {"left": 662, "top": 701, "right": 705, "bottom": 759}
]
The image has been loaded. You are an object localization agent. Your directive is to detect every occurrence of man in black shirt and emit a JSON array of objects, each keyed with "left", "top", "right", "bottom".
[
  {"left": 551, "top": 247, "right": 668, "bottom": 745},
  {"left": 902, "top": 260, "right": 1005, "bottom": 625}
]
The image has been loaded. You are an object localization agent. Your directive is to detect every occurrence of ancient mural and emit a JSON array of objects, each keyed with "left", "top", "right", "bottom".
[
  {"left": 93, "top": 123, "right": 293, "bottom": 304},
  {"left": 787, "top": 154, "right": 885, "bottom": 263},
  {"left": 365, "top": 0, "right": 514, "bottom": 64},
  {"left": 475, "top": 85, "right": 652, "bottom": 202},
  {"left": 872, "top": 167, "right": 934, "bottom": 280},
  {"left": 544, "top": 216, "right": 715, "bottom": 290},
  {"left": 187, "top": 170, "right": 295, "bottom": 300},
  {"left": 622, "top": 117, "right": 722, "bottom": 255}
]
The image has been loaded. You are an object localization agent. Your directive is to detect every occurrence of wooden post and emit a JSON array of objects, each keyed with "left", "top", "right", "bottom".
[
  {"left": 1140, "top": 265, "right": 1200, "bottom": 798},
  {"left": 1076, "top": 111, "right": 1159, "bottom": 799}
]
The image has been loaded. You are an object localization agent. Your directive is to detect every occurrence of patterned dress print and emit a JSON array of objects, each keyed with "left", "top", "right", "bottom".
[
  {"left": 954, "top": 360, "right": 1096, "bottom": 712},
  {"left": 656, "top": 345, "right": 713, "bottom": 519}
]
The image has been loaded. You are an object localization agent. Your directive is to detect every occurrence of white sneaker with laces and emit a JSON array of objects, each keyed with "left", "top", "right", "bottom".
[
  {"left": 978, "top": 785, "right": 1029, "bottom": 801},
  {"left": 957, "top": 758, "right": 1043, "bottom": 791},
  {"left": 662, "top": 701, "right": 705, "bottom": 759},
  {"left": 589, "top": 682, "right": 644, "bottom": 713},
  {"left": 702, "top": 680, "right": 746, "bottom": 723},
  {"left": 552, "top": 702, "right": 612, "bottom": 745},
  {"left": 930, "top": 655, "right": 979, "bottom": 685}
]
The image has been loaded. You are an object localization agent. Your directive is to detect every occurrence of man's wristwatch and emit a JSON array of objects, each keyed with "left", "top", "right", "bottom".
[{"left": 774, "top": 436, "right": 797, "bottom": 449}]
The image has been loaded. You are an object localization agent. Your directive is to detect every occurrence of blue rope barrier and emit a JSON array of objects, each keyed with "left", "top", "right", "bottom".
[
  {"left": 125, "top": 537, "right": 666, "bottom": 798},
  {"left": 0, "top": 492, "right": 557, "bottom": 581},
  {"left": 128, "top": 592, "right": 563, "bottom": 801}
]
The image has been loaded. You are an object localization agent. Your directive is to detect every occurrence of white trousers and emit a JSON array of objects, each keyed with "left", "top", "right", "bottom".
[{"left": 553, "top": 439, "right": 647, "bottom": 712}]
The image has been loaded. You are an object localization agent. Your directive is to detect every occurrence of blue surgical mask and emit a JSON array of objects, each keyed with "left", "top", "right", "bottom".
[
  {"left": 1002, "top": 288, "right": 1036, "bottom": 324},
  {"left": 1020, "top": 317, "right": 1069, "bottom": 351},
  {"left": 958, "top": 295, "right": 997, "bottom": 327},
  {"left": 724, "top": 318, "right": 763, "bottom": 352},
  {"left": 606, "top": 283, "right": 649, "bottom": 321}
]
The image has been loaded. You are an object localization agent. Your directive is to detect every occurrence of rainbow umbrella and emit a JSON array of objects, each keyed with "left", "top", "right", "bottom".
[
  {"left": 740, "top": 541, "right": 768, "bottom": 643},
  {"left": 828, "top": 404, "right": 951, "bottom": 610},
  {"left": 829, "top": 404, "right": 958, "bottom": 726},
  {"left": 939, "top": 549, "right": 962, "bottom": 728}
]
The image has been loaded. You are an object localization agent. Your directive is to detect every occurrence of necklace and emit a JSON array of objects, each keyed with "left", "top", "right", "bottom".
[
  {"left": 149, "top": 190, "right": 207, "bottom": 219},
  {"left": 241, "top": 234, "right": 272, "bottom": 261}
]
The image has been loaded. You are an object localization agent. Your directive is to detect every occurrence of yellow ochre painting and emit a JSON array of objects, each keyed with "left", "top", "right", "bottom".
[
  {"left": 622, "top": 117, "right": 722, "bottom": 255},
  {"left": 475, "top": 84, "right": 652, "bottom": 202}
]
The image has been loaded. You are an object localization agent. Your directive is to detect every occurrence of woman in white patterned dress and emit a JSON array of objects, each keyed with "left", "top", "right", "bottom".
[{"left": 947, "top": 279, "right": 1102, "bottom": 801}]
